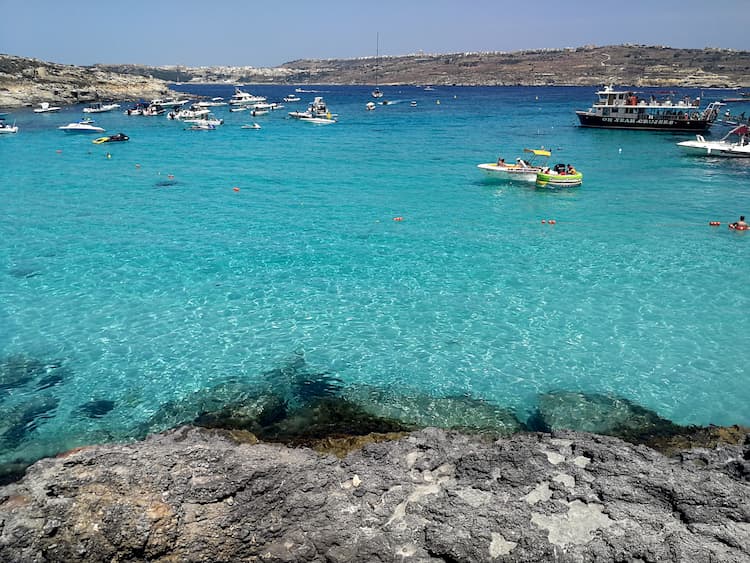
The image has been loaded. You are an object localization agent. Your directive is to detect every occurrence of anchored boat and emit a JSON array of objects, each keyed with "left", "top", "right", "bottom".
[
  {"left": 576, "top": 85, "right": 722, "bottom": 132},
  {"left": 477, "top": 148, "right": 551, "bottom": 182},
  {"left": 535, "top": 163, "right": 583, "bottom": 188},
  {"left": 677, "top": 124, "right": 750, "bottom": 157}
]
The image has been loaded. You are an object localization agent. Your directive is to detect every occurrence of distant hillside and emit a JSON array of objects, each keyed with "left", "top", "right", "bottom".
[
  {"left": 0, "top": 54, "right": 172, "bottom": 107},
  {"left": 2, "top": 45, "right": 749, "bottom": 108},
  {"left": 98, "top": 45, "right": 750, "bottom": 88}
]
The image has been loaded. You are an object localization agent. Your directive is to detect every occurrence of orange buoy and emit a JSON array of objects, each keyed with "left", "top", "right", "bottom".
[
  {"left": 393, "top": 216, "right": 404, "bottom": 222},
  {"left": 541, "top": 219, "right": 546, "bottom": 224},
  {"left": 233, "top": 187, "right": 240, "bottom": 192},
  {"left": 709, "top": 221, "right": 720, "bottom": 226},
  {"left": 549, "top": 219, "right": 556, "bottom": 225},
  {"left": 56, "top": 149, "right": 62, "bottom": 154}
]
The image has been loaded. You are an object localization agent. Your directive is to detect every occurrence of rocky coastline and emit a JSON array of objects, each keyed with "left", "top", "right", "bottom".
[
  {"left": 0, "top": 55, "right": 172, "bottom": 108},
  {"left": 0, "top": 425, "right": 748, "bottom": 562}
]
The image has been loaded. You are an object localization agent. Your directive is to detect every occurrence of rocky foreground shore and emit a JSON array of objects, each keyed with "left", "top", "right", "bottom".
[{"left": 1, "top": 425, "right": 747, "bottom": 562}]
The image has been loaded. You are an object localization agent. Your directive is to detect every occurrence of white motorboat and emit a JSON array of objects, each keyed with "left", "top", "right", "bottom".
[
  {"left": 477, "top": 148, "right": 551, "bottom": 182},
  {"left": 151, "top": 97, "right": 189, "bottom": 109},
  {"left": 58, "top": 118, "right": 105, "bottom": 133},
  {"left": 229, "top": 87, "right": 266, "bottom": 106},
  {"left": 167, "top": 105, "right": 211, "bottom": 120},
  {"left": 289, "top": 96, "right": 337, "bottom": 124},
  {"left": 82, "top": 102, "right": 120, "bottom": 113},
  {"left": 283, "top": 94, "right": 301, "bottom": 102},
  {"left": 196, "top": 97, "right": 227, "bottom": 107},
  {"left": 0, "top": 118, "right": 18, "bottom": 134},
  {"left": 182, "top": 115, "right": 224, "bottom": 127},
  {"left": 677, "top": 124, "right": 750, "bottom": 157},
  {"left": 33, "top": 102, "right": 61, "bottom": 113}
]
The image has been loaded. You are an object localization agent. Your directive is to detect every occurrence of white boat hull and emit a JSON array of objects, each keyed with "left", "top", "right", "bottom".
[
  {"left": 677, "top": 128, "right": 750, "bottom": 158},
  {"left": 477, "top": 163, "right": 540, "bottom": 183}
]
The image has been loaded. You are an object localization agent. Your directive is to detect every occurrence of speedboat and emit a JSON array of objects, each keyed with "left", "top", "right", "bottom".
[
  {"left": 229, "top": 87, "right": 266, "bottom": 106},
  {"left": 92, "top": 133, "right": 129, "bottom": 144},
  {"left": 477, "top": 148, "right": 551, "bottom": 182},
  {"left": 58, "top": 118, "right": 105, "bottom": 133},
  {"left": 535, "top": 163, "right": 583, "bottom": 188},
  {"left": 288, "top": 96, "right": 337, "bottom": 124},
  {"left": 83, "top": 102, "right": 120, "bottom": 113},
  {"left": 0, "top": 118, "right": 18, "bottom": 134},
  {"left": 676, "top": 124, "right": 750, "bottom": 158},
  {"left": 283, "top": 94, "right": 301, "bottom": 103},
  {"left": 33, "top": 102, "right": 61, "bottom": 113}
]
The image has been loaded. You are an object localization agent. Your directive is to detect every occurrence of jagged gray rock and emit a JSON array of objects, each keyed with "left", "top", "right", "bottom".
[{"left": 1, "top": 427, "right": 747, "bottom": 562}]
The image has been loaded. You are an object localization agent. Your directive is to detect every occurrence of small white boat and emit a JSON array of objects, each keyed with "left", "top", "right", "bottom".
[
  {"left": 477, "top": 148, "right": 551, "bottom": 182},
  {"left": 196, "top": 97, "right": 227, "bottom": 107},
  {"left": 182, "top": 116, "right": 223, "bottom": 127},
  {"left": 241, "top": 123, "right": 262, "bottom": 129},
  {"left": 0, "top": 118, "right": 18, "bottom": 134},
  {"left": 167, "top": 105, "right": 211, "bottom": 120},
  {"left": 151, "top": 97, "right": 189, "bottom": 109},
  {"left": 289, "top": 96, "right": 337, "bottom": 124},
  {"left": 185, "top": 122, "right": 216, "bottom": 130},
  {"left": 58, "top": 118, "right": 105, "bottom": 133},
  {"left": 82, "top": 102, "right": 120, "bottom": 113},
  {"left": 677, "top": 124, "right": 750, "bottom": 158},
  {"left": 33, "top": 102, "right": 61, "bottom": 113},
  {"left": 283, "top": 94, "right": 301, "bottom": 102}
]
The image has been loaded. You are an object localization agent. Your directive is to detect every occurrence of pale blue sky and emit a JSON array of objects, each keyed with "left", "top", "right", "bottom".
[{"left": 2, "top": 0, "right": 748, "bottom": 67}]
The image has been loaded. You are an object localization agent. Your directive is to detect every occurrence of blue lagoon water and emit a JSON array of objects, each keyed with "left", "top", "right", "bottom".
[{"left": 1, "top": 85, "right": 749, "bottom": 465}]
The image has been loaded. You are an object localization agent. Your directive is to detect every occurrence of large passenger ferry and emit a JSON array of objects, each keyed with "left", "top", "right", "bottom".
[{"left": 576, "top": 85, "right": 722, "bottom": 132}]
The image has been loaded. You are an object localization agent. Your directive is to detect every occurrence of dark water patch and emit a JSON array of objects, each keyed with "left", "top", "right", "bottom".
[
  {"left": 35, "top": 372, "right": 65, "bottom": 391},
  {"left": 76, "top": 399, "right": 116, "bottom": 419},
  {"left": 0, "top": 355, "right": 58, "bottom": 392},
  {"left": 7, "top": 267, "right": 41, "bottom": 279},
  {"left": 1, "top": 397, "right": 59, "bottom": 450},
  {"left": 294, "top": 373, "right": 343, "bottom": 402}
]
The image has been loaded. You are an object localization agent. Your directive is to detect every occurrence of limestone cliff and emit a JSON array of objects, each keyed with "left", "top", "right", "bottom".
[{"left": 0, "top": 55, "right": 172, "bottom": 108}]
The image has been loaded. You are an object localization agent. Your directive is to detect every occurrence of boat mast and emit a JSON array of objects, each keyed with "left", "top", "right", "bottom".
[{"left": 372, "top": 32, "right": 383, "bottom": 98}]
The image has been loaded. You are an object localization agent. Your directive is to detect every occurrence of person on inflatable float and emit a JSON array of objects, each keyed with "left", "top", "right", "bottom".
[{"left": 729, "top": 215, "right": 748, "bottom": 230}]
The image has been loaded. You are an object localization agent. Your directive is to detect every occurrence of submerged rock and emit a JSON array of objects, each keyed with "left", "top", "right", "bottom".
[
  {"left": 343, "top": 385, "right": 524, "bottom": 436},
  {"left": 76, "top": 400, "right": 116, "bottom": 419},
  {"left": 529, "top": 391, "right": 684, "bottom": 439},
  {"left": 0, "top": 426, "right": 747, "bottom": 562}
]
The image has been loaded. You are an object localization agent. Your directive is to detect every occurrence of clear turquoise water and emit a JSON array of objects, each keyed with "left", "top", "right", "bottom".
[{"left": 1, "top": 85, "right": 749, "bottom": 464}]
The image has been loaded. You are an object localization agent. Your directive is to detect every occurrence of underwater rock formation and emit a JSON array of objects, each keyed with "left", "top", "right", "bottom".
[{"left": 0, "top": 426, "right": 747, "bottom": 562}]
